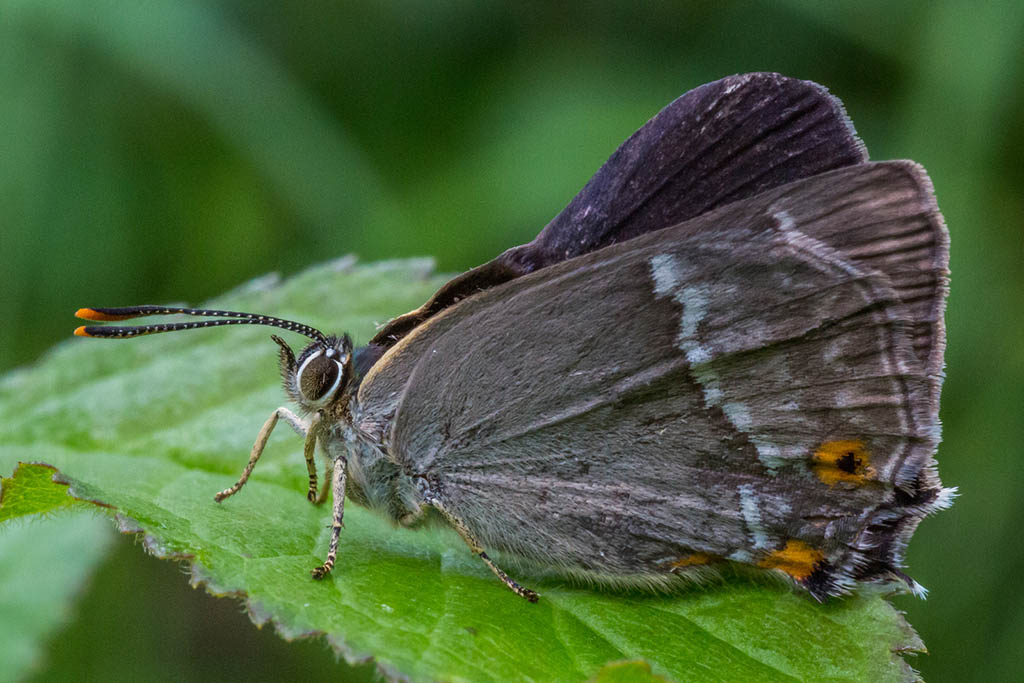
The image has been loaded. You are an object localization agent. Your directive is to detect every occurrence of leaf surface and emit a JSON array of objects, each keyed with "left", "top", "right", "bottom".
[{"left": 0, "top": 462, "right": 93, "bottom": 522}]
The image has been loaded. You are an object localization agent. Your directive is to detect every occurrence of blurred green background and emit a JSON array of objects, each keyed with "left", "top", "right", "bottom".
[{"left": 1, "top": 0, "right": 1021, "bottom": 680}]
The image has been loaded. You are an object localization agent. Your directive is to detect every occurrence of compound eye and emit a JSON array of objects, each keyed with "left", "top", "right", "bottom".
[{"left": 297, "top": 351, "right": 344, "bottom": 404}]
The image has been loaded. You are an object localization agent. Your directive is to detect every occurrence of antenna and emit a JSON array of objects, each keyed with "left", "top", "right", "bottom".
[{"left": 74, "top": 306, "right": 327, "bottom": 343}]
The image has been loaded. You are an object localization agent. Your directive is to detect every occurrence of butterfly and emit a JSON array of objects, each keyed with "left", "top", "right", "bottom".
[{"left": 77, "top": 73, "right": 952, "bottom": 601}]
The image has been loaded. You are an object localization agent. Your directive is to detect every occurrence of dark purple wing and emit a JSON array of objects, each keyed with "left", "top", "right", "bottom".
[
  {"left": 508, "top": 72, "right": 866, "bottom": 270},
  {"left": 364, "top": 73, "right": 866, "bottom": 357}
]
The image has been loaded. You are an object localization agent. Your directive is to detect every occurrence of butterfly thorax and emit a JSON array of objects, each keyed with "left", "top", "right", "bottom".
[{"left": 322, "top": 412, "right": 424, "bottom": 527}]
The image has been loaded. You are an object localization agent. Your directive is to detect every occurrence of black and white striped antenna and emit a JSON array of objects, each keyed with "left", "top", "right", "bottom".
[{"left": 74, "top": 305, "right": 327, "bottom": 343}]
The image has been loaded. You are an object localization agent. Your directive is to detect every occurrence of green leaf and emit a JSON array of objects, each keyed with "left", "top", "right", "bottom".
[
  {"left": 0, "top": 258, "right": 925, "bottom": 681},
  {"left": 0, "top": 515, "right": 114, "bottom": 681},
  {"left": 0, "top": 462, "right": 115, "bottom": 681},
  {"left": 588, "top": 660, "right": 668, "bottom": 683},
  {"left": 0, "top": 462, "right": 86, "bottom": 521}
]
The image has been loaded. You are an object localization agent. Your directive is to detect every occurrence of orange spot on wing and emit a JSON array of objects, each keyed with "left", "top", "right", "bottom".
[
  {"left": 811, "top": 439, "right": 876, "bottom": 486},
  {"left": 668, "top": 552, "right": 716, "bottom": 569},
  {"left": 758, "top": 540, "right": 824, "bottom": 581}
]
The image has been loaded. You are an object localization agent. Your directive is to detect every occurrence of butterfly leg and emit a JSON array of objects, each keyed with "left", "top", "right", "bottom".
[
  {"left": 314, "top": 458, "right": 332, "bottom": 505},
  {"left": 430, "top": 498, "right": 539, "bottom": 603},
  {"left": 312, "top": 456, "right": 347, "bottom": 579},
  {"left": 214, "top": 407, "right": 320, "bottom": 503},
  {"left": 300, "top": 412, "right": 324, "bottom": 502}
]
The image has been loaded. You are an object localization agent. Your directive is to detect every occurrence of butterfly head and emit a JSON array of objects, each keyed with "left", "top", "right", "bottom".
[{"left": 275, "top": 333, "right": 353, "bottom": 411}]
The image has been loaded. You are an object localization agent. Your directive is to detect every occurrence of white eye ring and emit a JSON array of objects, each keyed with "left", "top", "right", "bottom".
[{"left": 297, "top": 350, "right": 346, "bottom": 407}]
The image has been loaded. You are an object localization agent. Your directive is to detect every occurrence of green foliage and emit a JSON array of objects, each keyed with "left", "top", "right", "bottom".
[
  {"left": 0, "top": 516, "right": 113, "bottom": 682},
  {"left": 0, "top": 463, "right": 85, "bottom": 522},
  {"left": 588, "top": 660, "right": 669, "bottom": 683},
  {"left": 0, "top": 260, "right": 925, "bottom": 681},
  {"left": 0, "top": 459, "right": 112, "bottom": 683}
]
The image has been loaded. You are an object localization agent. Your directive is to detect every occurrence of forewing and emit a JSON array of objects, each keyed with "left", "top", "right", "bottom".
[
  {"left": 368, "top": 72, "right": 866, "bottom": 351},
  {"left": 357, "top": 163, "right": 948, "bottom": 597}
]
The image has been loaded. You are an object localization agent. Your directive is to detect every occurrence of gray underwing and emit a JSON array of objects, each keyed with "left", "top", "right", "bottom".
[{"left": 77, "top": 72, "right": 952, "bottom": 602}]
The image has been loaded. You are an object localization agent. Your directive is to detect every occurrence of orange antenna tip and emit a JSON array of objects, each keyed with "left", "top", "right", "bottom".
[
  {"left": 76, "top": 308, "right": 129, "bottom": 321},
  {"left": 74, "top": 326, "right": 93, "bottom": 337}
]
